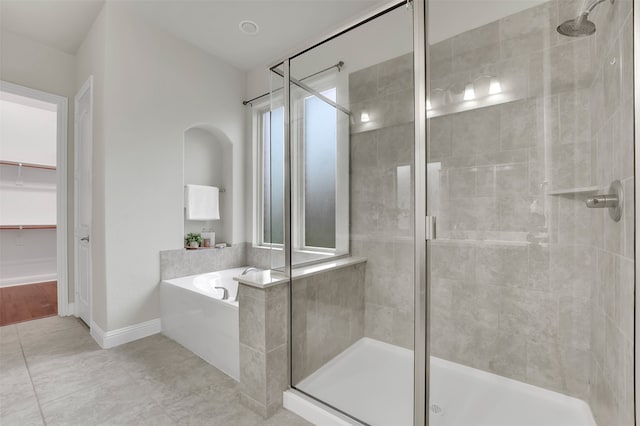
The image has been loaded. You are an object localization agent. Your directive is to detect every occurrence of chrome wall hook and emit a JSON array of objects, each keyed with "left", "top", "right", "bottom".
[{"left": 586, "top": 180, "right": 623, "bottom": 222}]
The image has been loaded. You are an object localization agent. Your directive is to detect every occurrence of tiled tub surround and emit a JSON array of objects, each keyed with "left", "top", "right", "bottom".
[
  {"left": 159, "top": 243, "right": 367, "bottom": 418},
  {"left": 160, "top": 242, "right": 338, "bottom": 281},
  {"left": 237, "top": 259, "right": 366, "bottom": 418},
  {"left": 238, "top": 281, "right": 289, "bottom": 418},
  {"left": 427, "top": 0, "right": 634, "bottom": 424},
  {"left": 160, "top": 242, "right": 248, "bottom": 280},
  {"left": 349, "top": 53, "right": 415, "bottom": 350}
]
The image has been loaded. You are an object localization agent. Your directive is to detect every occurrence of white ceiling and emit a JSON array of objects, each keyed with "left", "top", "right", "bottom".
[
  {"left": 0, "top": 0, "right": 552, "bottom": 71},
  {"left": 119, "top": 0, "right": 388, "bottom": 70},
  {"left": 0, "top": 0, "right": 105, "bottom": 54},
  {"left": 0, "top": 0, "right": 387, "bottom": 70}
]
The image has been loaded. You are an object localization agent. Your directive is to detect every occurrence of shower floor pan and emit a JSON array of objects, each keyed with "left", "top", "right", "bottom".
[{"left": 288, "top": 338, "right": 596, "bottom": 426}]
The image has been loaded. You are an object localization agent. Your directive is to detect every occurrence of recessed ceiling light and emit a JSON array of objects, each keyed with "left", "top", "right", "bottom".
[{"left": 239, "top": 20, "right": 259, "bottom": 36}]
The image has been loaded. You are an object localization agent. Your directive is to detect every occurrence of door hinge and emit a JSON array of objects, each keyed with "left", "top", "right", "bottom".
[{"left": 425, "top": 216, "right": 436, "bottom": 241}]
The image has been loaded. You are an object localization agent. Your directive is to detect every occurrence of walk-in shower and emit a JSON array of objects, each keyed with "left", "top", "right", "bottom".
[{"left": 268, "top": 0, "right": 636, "bottom": 424}]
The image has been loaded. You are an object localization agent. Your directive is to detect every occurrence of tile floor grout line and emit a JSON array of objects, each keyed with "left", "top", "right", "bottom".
[
  {"left": 4, "top": 317, "right": 309, "bottom": 425},
  {"left": 16, "top": 326, "right": 49, "bottom": 426}
]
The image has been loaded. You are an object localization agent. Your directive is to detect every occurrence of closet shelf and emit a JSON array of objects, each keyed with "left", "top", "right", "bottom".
[
  {"left": 547, "top": 186, "right": 600, "bottom": 196},
  {"left": 0, "top": 160, "right": 56, "bottom": 171},
  {"left": 0, "top": 225, "right": 56, "bottom": 230}
]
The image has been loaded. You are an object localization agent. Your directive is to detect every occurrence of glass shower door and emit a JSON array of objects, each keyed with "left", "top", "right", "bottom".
[
  {"left": 427, "top": 0, "right": 635, "bottom": 425},
  {"left": 286, "top": 3, "right": 419, "bottom": 425}
]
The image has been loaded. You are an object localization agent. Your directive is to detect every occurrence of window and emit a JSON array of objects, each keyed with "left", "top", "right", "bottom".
[
  {"left": 299, "top": 88, "right": 337, "bottom": 249},
  {"left": 254, "top": 81, "right": 348, "bottom": 259},
  {"left": 258, "top": 106, "right": 284, "bottom": 246}
]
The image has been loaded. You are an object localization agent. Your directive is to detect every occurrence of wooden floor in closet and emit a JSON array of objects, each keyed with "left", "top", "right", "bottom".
[{"left": 0, "top": 281, "right": 57, "bottom": 326}]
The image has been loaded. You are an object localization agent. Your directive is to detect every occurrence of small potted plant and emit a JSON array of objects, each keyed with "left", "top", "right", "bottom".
[{"left": 185, "top": 233, "right": 203, "bottom": 249}]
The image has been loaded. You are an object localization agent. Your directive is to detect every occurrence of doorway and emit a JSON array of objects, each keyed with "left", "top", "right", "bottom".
[{"left": 0, "top": 81, "right": 68, "bottom": 325}]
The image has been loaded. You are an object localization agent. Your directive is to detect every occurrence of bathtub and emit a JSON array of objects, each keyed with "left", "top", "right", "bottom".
[{"left": 160, "top": 266, "right": 251, "bottom": 381}]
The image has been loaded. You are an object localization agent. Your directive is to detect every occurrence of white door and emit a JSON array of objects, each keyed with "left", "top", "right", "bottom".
[{"left": 74, "top": 77, "right": 93, "bottom": 326}]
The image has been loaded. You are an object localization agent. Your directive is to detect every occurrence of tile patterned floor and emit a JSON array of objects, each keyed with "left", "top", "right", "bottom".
[{"left": 0, "top": 316, "right": 311, "bottom": 426}]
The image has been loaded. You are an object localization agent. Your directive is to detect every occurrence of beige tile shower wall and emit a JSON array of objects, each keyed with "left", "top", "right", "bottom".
[
  {"left": 587, "top": 1, "right": 634, "bottom": 424},
  {"left": 429, "top": 0, "right": 633, "bottom": 409},
  {"left": 348, "top": 53, "right": 415, "bottom": 350},
  {"left": 291, "top": 263, "right": 365, "bottom": 384},
  {"left": 429, "top": 4, "right": 587, "bottom": 398}
]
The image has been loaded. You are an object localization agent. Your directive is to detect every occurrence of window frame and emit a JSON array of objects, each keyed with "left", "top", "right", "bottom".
[
  {"left": 252, "top": 72, "right": 348, "bottom": 258},
  {"left": 252, "top": 99, "right": 284, "bottom": 249}
]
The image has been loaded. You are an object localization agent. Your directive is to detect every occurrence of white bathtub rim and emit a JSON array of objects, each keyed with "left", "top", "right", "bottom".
[
  {"left": 162, "top": 266, "right": 256, "bottom": 308},
  {"left": 161, "top": 280, "right": 239, "bottom": 308}
]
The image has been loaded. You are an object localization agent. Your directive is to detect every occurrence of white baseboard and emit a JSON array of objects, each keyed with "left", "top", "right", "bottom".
[
  {"left": 0, "top": 274, "right": 58, "bottom": 288},
  {"left": 90, "top": 318, "right": 161, "bottom": 349}
]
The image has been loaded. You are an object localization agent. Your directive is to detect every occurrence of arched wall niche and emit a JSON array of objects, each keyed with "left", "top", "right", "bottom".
[{"left": 183, "top": 124, "right": 233, "bottom": 245}]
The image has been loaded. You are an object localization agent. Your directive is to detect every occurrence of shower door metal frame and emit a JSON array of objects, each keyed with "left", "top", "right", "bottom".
[
  {"left": 272, "top": 1, "right": 430, "bottom": 425},
  {"left": 634, "top": 0, "right": 639, "bottom": 423},
  {"left": 413, "top": 0, "right": 429, "bottom": 425}
]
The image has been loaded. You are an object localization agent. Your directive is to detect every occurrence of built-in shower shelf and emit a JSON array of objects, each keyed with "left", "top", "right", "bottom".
[{"left": 547, "top": 186, "right": 600, "bottom": 196}]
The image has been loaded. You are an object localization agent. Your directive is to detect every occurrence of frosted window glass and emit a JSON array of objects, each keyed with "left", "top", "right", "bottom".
[
  {"left": 303, "top": 88, "right": 337, "bottom": 248},
  {"left": 264, "top": 107, "right": 284, "bottom": 244}
]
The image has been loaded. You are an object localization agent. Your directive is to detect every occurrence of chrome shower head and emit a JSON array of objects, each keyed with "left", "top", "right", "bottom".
[
  {"left": 556, "top": 0, "right": 614, "bottom": 37},
  {"left": 557, "top": 13, "right": 596, "bottom": 37}
]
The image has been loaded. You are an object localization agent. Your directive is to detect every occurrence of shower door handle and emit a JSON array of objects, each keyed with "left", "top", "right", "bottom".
[
  {"left": 586, "top": 195, "right": 618, "bottom": 208},
  {"left": 425, "top": 216, "right": 436, "bottom": 240},
  {"left": 80, "top": 236, "right": 90, "bottom": 242}
]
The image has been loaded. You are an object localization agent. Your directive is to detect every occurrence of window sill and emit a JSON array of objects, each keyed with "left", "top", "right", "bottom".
[{"left": 234, "top": 256, "right": 367, "bottom": 289}]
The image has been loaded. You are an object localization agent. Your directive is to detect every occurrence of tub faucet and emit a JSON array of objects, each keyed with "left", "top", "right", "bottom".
[
  {"left": 214, "top": 286, "right": 229, "bottom": 300},
  {"left": 242, "top": 267, "right": 259, "bottom": 275}
]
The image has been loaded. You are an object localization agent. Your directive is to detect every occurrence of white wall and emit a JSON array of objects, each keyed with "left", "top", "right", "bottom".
[
  {"left": 0, "top": 229, "right": 57, "bottom": 287},
  {"left": 85, "top": 3, "right": 246, "bottom": 331},
  {"left": 0, "top": 31, "right": 77, "bottom": 99},
  {"left": 0, "top": 165, "right": 56, "bottom": 225},
  {"left": 0, "top": 30, "right": 75, "bottom": 296},
  {"left": 0, "top": 95, "right": 57, "bottom": 166}
]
